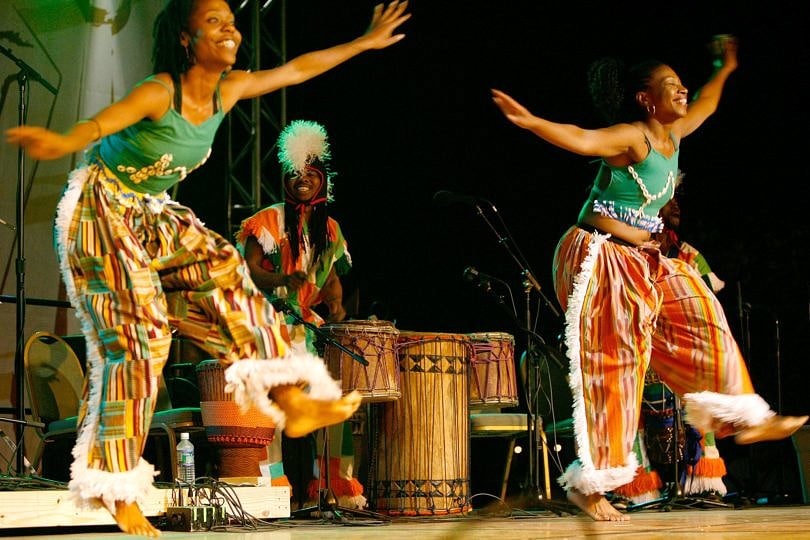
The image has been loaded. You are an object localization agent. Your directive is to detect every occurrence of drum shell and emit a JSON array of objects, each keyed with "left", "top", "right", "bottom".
[
  {"left": 321, "top": 319, "right": 400, "bottom": 402},
  {"left": 467, "top": 331, "right": 518, "bottom": 409},
  {"left": 195, "top": 359, "right": 276, "bottom": 448},
  {"left": 372, "top": 332, "right": 471, "bottom": 516}
]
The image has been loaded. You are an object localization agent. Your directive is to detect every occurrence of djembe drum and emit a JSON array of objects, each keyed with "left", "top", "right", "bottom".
[
  {"left": 321, "top": 319, "right": 400, "bottom": 402},
  {"left": 372, "top": 331, "right": 472, "bottom": 515},
  {"left": 195, "top": 359, "right": 277, "bottom": 477},
  {"left": 467, "top": 331, "right": 518, "bottom": 409}
]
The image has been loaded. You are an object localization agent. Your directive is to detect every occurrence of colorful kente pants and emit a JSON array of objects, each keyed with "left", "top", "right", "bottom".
[
  {"left": 55, "top": 164, "right": 340, "bottom": 511},
  {"left": 552, "top": 226, "right": 772, "bottom": 495}
]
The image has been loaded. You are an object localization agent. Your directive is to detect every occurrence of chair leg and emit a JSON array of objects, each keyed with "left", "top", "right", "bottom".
[
  {"left": 539, "top": 429, "right": 552, "bottom": 500},
  {"left": 166, "top": 429, "right": 177, "bottom": 482},
  {"left": 500, "top": 438, "right": 517, "bottom": 501}
]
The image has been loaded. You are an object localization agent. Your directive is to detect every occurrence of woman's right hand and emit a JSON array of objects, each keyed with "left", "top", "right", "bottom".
[
  {"left": 283, "top": 271, "right": 308, "bottom": 291},
  {"left": 491, "top": 88, "right": 536, "bottom": 130},
  {"left": 5, "top": 126, "right": 73, "bottom": 161}
]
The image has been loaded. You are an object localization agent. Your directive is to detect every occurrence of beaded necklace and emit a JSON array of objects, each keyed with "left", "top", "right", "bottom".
[{"left": 627, "top": 166, "right": 673, "bottom": 215}]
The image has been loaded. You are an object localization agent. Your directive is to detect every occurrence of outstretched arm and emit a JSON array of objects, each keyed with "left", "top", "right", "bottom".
[
  {"left": 491, "top": 88, "right": 647, "bottom": 160},
  {"left": 224, "top": 1, "right": 410, "bottom": 105},
  {"left": 676, "top": 36, "right": 738, "bottom": 138},
  {"left": 5, "top": 80, "right": 171, "bottom": 161}
]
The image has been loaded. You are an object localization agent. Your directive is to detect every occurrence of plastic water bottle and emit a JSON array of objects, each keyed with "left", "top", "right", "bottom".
[{"left": 176, "top": 432, "right": 195, "bottom": 485}]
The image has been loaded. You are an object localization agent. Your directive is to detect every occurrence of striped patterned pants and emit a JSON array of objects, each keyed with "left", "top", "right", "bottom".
[
  {"left": 552, "top": 225, "right": 756, "bottom": 495},
  {"left": 55, "top": 164, "right": 289, "bottom": 510}
]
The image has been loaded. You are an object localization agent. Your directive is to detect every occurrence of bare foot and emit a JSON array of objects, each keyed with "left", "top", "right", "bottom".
[
  {"left": 734, "top": 414, "right": 808, "bottom": 445},
  {"left": 566, "top": 489, "right": 628, "bottom": 522},
  {"left": 273, "top": 386, "right": 362, "bottom": 438},
  {"left": 713, "top": 422, "right": 737, "bottom": 439},
  {"left": 112, "top": 500, "right": 161, "bottom": 537}
]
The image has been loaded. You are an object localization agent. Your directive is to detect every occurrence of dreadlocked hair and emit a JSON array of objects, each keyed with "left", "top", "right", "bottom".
[
  {"left": 284, "top": 199, "right": 330, "bottom": 269},
  {"left": 152, "top": 0, "right": 195, "bottom": 79},
  {"left": 587, "top": 57, "right": 666, "bottom": 125}
]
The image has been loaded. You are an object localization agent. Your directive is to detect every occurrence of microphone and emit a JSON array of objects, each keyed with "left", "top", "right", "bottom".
[
  {"left": 433, "top": 190, "right": 481, "bottom": 206},
  {"left": 463, "top": 266, "right": 497, "bottom": 284},
  {"left": 463, "top": 266, "right": 504, "bottom": 295}
]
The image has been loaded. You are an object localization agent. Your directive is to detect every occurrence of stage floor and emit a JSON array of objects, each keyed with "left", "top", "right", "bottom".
[{"left": 7, "top": 504, "right": 810, "bottom": 539}]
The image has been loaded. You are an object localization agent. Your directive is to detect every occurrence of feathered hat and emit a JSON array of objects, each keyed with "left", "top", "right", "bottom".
[{"left": 277, "top": 119, "right": 335, "bottom": 202}]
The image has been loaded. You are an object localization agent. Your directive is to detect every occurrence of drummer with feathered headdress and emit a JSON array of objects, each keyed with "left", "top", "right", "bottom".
[
  {"left": 236, "top": 120, "right": 365, "bottom": 509},
  {"left": 237, "top": 119, "right": 352, "bottom": 346}
]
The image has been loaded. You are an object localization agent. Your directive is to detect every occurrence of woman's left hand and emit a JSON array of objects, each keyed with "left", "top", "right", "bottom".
[
  {"left": 711, "top": 34, "right": 738, "bottom": 71},
  {"left": 358, "top": 1, "right": 411, "bottom": 50},
  {"left": 326, "top": 303, "right": 347, "bottom": 323}
]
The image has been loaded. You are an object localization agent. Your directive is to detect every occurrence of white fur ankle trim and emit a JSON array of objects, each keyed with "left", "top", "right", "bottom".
[
  {"left": 683, "top": 391, "right": 775, "bottom": 432},
  {"left": 557, "top": 456, "right": 638, "bottom": 495},
  {"left": 224, "top": 353, "right": 343, "bottom": 429},
  {"left": 69, "top": 458, "right": 157, "bottom": 514},
  {"left": 684, "top": 475, "right": 727, "bottom": 496}
]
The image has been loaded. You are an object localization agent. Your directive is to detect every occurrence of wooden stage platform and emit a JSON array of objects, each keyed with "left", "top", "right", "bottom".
[{"left": 1, "top": 483, "right": 809, "bottom": 539}]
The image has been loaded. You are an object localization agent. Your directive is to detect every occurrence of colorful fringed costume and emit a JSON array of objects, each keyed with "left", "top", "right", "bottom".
[
  {"left": 553, "top": 140, "right": 774, "bottom": 497},
  {"left": 236, "top": 203, "right": 359, "bottom": 506},
  {"left": 57, "top": 78, "right": 343, "bottom": 513}
]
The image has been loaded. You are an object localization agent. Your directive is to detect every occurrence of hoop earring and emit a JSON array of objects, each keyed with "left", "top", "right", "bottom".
[{"left": 646, "top": 104, "right": 656, "bottom": 115}]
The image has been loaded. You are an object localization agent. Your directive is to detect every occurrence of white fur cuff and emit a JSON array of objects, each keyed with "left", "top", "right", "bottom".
[
  {"left": 683, "top": 391, "right": 775, "bottom": 433},
  {"left": 69, "top": 458, "right": 157, "bottom": 514},
  {"left": 557, "top": 456, "right": 638, "bottom": 495},
  {"left": 224, "top": 353, "right": 343, "bottom": 430}
]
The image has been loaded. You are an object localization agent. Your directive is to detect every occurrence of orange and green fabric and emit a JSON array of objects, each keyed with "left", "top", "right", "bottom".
[
  {"left": 236, "top": 203, "right": 363, "bottom": 508},
  {"left": 552, "top": 225, "right": 767, "bottom": 496},
  {"left": 236, "top": 203, "right": 351, "bottom": 341}
]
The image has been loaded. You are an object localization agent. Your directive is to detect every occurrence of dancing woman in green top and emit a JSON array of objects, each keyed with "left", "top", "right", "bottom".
[
  {"left": 492, "top": 36, "right": 806, "bottom": 521},
  {"left": 6, "top": 1, "right": 410, "bottom": 536}
]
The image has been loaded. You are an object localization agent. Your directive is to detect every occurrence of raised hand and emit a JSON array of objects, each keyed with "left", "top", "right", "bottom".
[
  {"left": 491, "top": 88, "right": 536, "bottom": 130},
  {"left": 359, "top": 1, "right": 411, "bottom": 50},
  {"left": 709, "top": 34, "right": 738, "bottom": 71}
]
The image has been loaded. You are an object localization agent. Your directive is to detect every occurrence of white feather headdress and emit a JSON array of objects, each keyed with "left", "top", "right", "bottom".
[{"left": 277, "top": 120, "right": 334, "bottom": 201}]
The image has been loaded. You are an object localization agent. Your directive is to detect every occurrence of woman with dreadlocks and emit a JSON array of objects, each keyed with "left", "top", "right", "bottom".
[
  {"left": 237, "top": 119, "right": 364, "bottom": 510},
  {"left": 6, "top": 0, "right": 410, "bottom": 536},
  {"left": 491, "top": 35, "right": 807, "bottom": 521}
]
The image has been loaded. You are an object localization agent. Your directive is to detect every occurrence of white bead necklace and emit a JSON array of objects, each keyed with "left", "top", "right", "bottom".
[{"left": 627, "top": 166, "right": 673, "bottom": 215}]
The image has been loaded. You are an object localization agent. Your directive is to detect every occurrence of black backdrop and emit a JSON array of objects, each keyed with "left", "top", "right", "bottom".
[{"left": 179, "top": 0, "right": 810, "bottom": 420}]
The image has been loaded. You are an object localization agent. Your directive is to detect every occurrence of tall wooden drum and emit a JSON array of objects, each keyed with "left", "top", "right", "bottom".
[{"left": 372, "top": 332, "right": 471, "bottom": 515}]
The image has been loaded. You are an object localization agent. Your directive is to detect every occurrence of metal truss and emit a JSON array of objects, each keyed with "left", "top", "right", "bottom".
[{"left": 226, "top": 0, "right": 287, "bottom": 239}]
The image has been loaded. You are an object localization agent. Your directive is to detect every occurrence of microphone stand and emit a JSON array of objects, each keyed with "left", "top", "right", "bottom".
[
  {"left": 464, "top": 200, "right": 572, "bottom": 515},
  {"left": 1, "top": 43, "right": 58, "bottom": 476},
  {"left": 271, "top": 300, "right": 388, "bottom": 523}
]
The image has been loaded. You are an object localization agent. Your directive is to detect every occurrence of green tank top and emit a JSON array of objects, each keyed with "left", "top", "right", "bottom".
[
  {"left": 578, "top": 137, "right": 679, "bottom": 233},
  {"left": 91, "top": 76, "right": 225, "bottom": 195}
]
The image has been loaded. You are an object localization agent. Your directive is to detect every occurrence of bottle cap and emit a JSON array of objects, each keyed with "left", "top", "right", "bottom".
[{"left": 180, "top": 432, "right": 190, "bottom": 440}]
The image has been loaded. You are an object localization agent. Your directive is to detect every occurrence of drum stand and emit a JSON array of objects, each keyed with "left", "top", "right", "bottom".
[
  {"left": 627, "top": 389, "right": 733, "bottom": 512},
  {"left": 270, "top": 300, "right": 390, "bottom": 524},
  {"left": 290, "top": 424, "right": 390, "bottom": 523}
]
